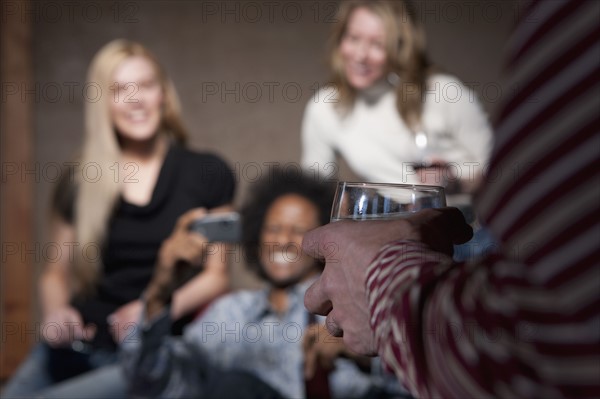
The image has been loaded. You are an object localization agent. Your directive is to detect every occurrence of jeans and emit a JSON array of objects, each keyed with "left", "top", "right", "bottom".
[{"left": 2, "top": 343, "right": 126, "bottom": 398}]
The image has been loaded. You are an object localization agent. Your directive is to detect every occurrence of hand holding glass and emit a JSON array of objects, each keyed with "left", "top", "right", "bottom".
[{"left": 330, "top": 182, "right": 446, "bottom": 221}]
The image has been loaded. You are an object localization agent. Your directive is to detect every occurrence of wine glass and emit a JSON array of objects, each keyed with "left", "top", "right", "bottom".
[{"left": 330, "top": 182, "right": 446, "bottom": 222}]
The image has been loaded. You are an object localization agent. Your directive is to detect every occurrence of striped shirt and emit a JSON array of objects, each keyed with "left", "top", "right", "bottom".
[{"left": 366, "top": 1, "right": 600, "bottom": 397}]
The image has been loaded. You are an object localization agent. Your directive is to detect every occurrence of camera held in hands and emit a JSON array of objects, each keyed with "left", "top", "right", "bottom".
[{"left": 188, "top": 212, "right": 241, "bottom": 243}]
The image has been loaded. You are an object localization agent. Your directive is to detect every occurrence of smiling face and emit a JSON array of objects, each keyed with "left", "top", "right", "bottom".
[
  {"left": 259, "top": 194, "right": 321, "bottom": 289},
  {"left": 109, "top": 56, "right": 163, "bottom": 143},
  {"left": 339, "top": 7, "right": 388, "bottom": 90}
]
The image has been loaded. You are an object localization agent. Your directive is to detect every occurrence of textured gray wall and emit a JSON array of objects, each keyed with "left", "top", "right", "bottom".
[{"left": 31, "top": 0, "right": 516, "bottom": 289}]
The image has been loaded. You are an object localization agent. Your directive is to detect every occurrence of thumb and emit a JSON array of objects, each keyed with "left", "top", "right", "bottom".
[
  {"left": 303, "top": 324, "right": 318, "bottom": 379},
  {"left": 176, "top": 208, "right": 208, "bottom": 231},
  {"left": 82, "top": 323, "right": 97, "bottom": 341},
  {"left": 304, "top": 344, "right": 317, "bottom": 379}
]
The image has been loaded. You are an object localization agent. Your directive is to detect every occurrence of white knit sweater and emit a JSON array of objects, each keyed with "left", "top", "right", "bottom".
[{"left": 301, "top": 74, "right": 493, "bottom": 186}]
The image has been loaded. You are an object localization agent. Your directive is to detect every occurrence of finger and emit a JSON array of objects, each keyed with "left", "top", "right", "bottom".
[
  {"left": 415, "top": 208, "right": 473, "bottom": 244},
  {"left": 64, "top": 309, "right": 87, "bottom": 340},
  {"left": 449, "top": 213, "right": 474, "bottom": 245},
  {"left": 83, "top": 324, "right": 97, "bottom": 341},
  {"left": 188, "top": 232, "right": 208, "bottom": 247},
  {"left": 175, "top": 208, "right": 207, "bottom": 231},
  {"left": 320, "top": 350, "right": 336, "bottom": 371},
  {"left": 187, "top": 229, "right": 209, "bottom": 247},
  {"left": 302, "top": 324, "right": 317, "bottom": 352},
  {"left": 170, "top": 235, "right": 205, "bottom": 264},
  {"left": 301, "top": 225, "right": 328, "bottom": 260},
  {"left": 325, "top": 313, "right": 343, "bottom": 337},
  {"left": 209, "top": 204, "right": 234, "bottom": 214},
  {"left": 127, "top": 300, "right": 143, "bottom": 321},
  {"left": 304, "top": 343, "right": 317, "bottom": 379},
  {"left": 187, "top": 234, "right": 209, "bottom": 265},
  {"left": 46, "top": 335, "right": 64, "bottom": 348},
  {"left": 304, "top": 277, "right": 333, "bottom": 316},
  {"left": 71, "top": 323, "right": 87, "bottom": 341},
  {"left": 302, "top": 325, "right": 319, "bottom": 379},
  {"left": 65, "top": 307, "right": 85, "bottom": 323},
  {"left": 436, "top": 207, "right": 473, "bottom": 244},
  {"left": 109, "top": 326, "right": 121, "bottom": 345}
]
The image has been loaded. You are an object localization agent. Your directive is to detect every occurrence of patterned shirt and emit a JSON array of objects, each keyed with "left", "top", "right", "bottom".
[{"left": 366, "top": 1, "right": 599, "bottom": 397}]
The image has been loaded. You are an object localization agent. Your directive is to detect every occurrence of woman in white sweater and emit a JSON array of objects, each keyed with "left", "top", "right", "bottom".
[{"left": 301, "top": 0, "right": 492, "bottom": 195}]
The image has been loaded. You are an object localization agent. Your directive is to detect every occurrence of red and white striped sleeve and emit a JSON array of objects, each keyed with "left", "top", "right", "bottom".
[{"left": 366, "top": 1, "right": 600, "bottom": 397}]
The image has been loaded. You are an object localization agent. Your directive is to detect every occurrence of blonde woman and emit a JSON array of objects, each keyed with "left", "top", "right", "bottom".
[
  {"left": 301, "top": 0, "right": 492, "bottom": 195},
  {"left": 3, "top": 40, "right": 234, "bottom": 397}
]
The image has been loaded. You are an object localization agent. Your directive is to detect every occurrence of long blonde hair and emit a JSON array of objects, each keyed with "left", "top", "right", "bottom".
[
  {"left": 73, "top": 39, "right": 187, "bottom": 296},
  {"left": 329, "top": 0, "right": 430, "bottom": 130}
]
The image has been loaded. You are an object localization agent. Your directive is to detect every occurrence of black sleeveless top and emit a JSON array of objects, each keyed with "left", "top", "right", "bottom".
[{"left": 55, "top": 145, "right": 235, "bottom": 350}]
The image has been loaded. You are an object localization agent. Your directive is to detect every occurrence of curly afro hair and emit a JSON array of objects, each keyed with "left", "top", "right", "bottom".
[{"left": 240, "top": 167, "right": 335, "bottom": 280}]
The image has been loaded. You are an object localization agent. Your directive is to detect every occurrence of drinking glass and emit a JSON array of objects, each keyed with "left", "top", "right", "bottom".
[{"left": 330, "top": 182, "right": 446, "bottom": 222}]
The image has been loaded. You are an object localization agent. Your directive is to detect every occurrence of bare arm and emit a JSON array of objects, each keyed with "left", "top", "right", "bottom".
[
  {"left": 170, "top": 242, "right": 228, "bottom": 320},
  {"left": 145, "top": 207, "right": 231, "bottom": 321},
  {"left": 39, "top": 217, "right": 73, "bottom": 316},
  {"left": 39, "top": 217, "right": 95, "bottom": 346}
]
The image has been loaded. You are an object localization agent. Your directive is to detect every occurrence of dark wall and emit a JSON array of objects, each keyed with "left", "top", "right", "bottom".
[{"left": 29, "top": 0, "right": 517, "bottom": 288}]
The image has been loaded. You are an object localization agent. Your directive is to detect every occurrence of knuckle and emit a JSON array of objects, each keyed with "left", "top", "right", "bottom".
[{"left": 320, "top": 273, "right": 335, "bottom": 298}]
